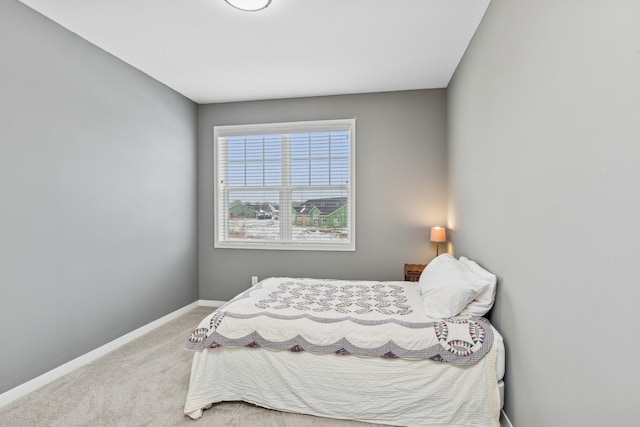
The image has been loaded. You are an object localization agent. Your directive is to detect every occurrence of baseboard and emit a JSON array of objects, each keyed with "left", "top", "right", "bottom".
[
  {"left": 0, "top": 300, "right": 203, "bottom": 409},
  {"left": 501, "top": 409, "right": 514, "bottom": 427},
  {"left": 198, "top": 299, "right": 227, "bottom": 307}
]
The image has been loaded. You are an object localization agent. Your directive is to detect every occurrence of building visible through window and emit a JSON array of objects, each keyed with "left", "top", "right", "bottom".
[{"left": 214, "top": 119, "right": 355, "bottom": 251}]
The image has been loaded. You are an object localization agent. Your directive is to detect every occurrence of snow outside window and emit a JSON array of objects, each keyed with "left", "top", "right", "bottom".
[{"left": 214, "top": 119, "right": 356, "bottom": 251}]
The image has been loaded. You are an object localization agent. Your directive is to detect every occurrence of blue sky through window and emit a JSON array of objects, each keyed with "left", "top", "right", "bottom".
[{"left": 226, "top": 130, "right": 350, "bottom": 204}]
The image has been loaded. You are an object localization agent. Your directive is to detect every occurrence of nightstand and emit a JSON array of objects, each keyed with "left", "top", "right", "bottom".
[{"left": 404, "top": 263, "right": 427, "bottom": 282}]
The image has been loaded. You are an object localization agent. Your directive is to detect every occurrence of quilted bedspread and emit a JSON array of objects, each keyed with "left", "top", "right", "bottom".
[{"left": 185, "top": 277, "right": 494, "bottom": 366}]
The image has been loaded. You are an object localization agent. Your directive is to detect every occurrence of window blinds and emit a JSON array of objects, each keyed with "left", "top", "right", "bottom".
[{"left": 215, "top": 119, "right": 355, "bottom": 251}]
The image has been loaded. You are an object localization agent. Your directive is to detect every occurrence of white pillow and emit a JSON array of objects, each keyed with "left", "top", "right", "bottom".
[
  {"left": 459, "top": 256, "right": 497, "bottom": 317},
  {"left": 418, "top": 253, "right": 457, "bottom": 295},
  {"left": 418, "top": 254, "right": 490, "bottom": 318}
]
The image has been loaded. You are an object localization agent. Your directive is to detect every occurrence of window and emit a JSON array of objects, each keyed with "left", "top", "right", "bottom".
[{"left": 214, "top": 119, "right": 355, "bottom": 251}]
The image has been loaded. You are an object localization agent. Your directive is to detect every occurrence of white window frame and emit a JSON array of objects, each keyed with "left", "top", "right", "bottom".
[{"left": 214, "top": 119, "right": 356, "bottom": 251}]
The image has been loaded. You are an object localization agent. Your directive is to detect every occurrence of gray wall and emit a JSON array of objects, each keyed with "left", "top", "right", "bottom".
[
  {"left": 199, "top": 90, "right": 447, "bottom": 300},
  {"left": 448, "top": 1, "right": 640, "bottom": 425},
  {"left": 0, "top": 1, "right": 198, "bottom": 394}
]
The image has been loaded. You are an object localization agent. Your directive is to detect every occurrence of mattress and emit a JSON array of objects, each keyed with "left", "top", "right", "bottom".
[
  {"left": 185, "top": 337, "right": 503, "bottom": 426},
  {"left": 187, "top": 278, "right": 495, "bottom": 364},
  {"left": 184, "top": 278, "right": 505, "bottom": 426}
]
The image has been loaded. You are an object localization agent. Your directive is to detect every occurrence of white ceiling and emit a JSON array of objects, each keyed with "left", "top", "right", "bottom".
[{"left": 18, "top": 0, "right": 490, "bottom": 104}]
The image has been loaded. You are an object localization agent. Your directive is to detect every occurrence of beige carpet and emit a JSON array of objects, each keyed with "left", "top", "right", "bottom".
[
  {"left": 0, "top": 306, "right": 379, "bottom": 427},
  {"left": 0, "top": 306, "right": 507, "bottom": 427}
]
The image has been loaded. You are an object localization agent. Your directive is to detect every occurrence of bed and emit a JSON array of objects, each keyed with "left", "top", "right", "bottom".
[{"left": 184, "top": 255, "right": 504, "bottom": 427}]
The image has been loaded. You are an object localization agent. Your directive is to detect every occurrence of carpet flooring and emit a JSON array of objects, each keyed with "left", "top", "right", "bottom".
[
  {"left": 0, "top": 306, "right": 379, "bottom": 427},
  {"left": 0, "top": 306, "right": 507, "bottom": 427}
]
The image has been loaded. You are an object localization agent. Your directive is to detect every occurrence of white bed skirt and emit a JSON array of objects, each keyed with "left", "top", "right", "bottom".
[{"left": 184, "top": 331, "right": 504, "bottom": 427}]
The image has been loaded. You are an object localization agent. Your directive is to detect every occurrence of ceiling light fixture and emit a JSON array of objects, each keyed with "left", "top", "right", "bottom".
[{"left": 224, "top": 0, "right": 271, "bottom": 12}]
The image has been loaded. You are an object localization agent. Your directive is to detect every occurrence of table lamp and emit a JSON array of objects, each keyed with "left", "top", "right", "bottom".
[{"left": 430, "top": 227, "right": 447, "bottom": 256}]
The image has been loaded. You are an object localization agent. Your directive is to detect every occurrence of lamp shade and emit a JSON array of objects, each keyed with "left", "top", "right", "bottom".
[
  {"left": 430, "top": 227, "right": 447, "bottom": 243},
  {"left": 224, "top": 0, "right": 271, "bottom": 11}
]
